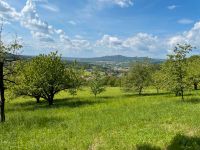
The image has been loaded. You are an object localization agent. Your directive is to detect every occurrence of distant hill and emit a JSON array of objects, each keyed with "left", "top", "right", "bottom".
[
  {"left": 63, "top": 55, "right": 164, "bottom": 64},
  {"left": 17, "top": 54, "right": 164, "bottom": 65}
]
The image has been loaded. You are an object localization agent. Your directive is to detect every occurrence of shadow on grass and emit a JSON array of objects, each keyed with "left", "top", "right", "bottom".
[
  {"left": 136, "top": 144, "right": 161, "bottom": 150},
  {"left": 136, "top": 134, "right": 200, "bottom": 150},
  {"left": 123, "top": 92, "right": 170, "bottom": 98},
  {"left": 184, "top": 97, "right": 200, "bottom": 104},
  {"left": 100, "top": 96, "right": 116, "bottom": 99},
  {"left": 51, "top": 98, "right": 106, "bottom": 108},
  {"left": 7, "top": 97, "right": 106, "bottom": 112},
  {"left": 10, "top": 116, "right": 65, "bottom": 129}
]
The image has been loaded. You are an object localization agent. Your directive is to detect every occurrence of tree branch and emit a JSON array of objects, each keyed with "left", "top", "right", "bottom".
[{"left": 3, "top": 79, "right": 16, "bottom": 84}]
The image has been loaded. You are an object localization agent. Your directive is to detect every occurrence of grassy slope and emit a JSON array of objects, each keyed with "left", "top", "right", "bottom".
[{"left": 1, "top": 88, "right": 200, "bottom": 150}]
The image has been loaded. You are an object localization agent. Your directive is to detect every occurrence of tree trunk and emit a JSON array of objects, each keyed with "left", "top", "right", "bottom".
[
  {"left": 138, "top": 87, "right": 142, "bottom": 95},
  {"left": 194, "top": 83, "right": 198, "bottom": 90},
  {"left": 48, "top": 98, "right": 53, "bottom": 105},
  {"left": 156, "top": 88, "right": 159, "bottom": 94},
  {"left": 0, "top": 62, "right": 5, "bottom": 122},
  {"left": 36, "top": 97, "right": 40, "bottom": 103},
  {"left": 48, "top": 93, "right": 54, "bottom": 105},
  {"left": 181, "top": 89, "right": 184, "bottom": 102}
]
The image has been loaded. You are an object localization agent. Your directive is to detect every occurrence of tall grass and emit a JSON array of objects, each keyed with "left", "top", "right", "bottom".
[{"left": 1, "top": 88, "right": 200, "bottom": 149}]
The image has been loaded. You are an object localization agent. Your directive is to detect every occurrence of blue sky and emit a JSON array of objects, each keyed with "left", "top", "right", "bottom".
[{"left": 0, "top": 0, "right": 200, "bottom": 58}]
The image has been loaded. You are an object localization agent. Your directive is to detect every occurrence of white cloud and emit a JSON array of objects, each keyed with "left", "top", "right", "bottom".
[
  {"left": 96, "top": 34, "right": 122, "bottom": 48},
  {"left": 0, "top": 0, "right": 21, "bottom": 21},
  {"left": 0, "top": 0, "right": 92, "bottom": 54},
  {"left": 21, "top": 0, "right": 90, "bottom": 51},
  {"left": 39, "top": 4, "right": 59, "bottom": 12},
  {"left": 68, "top": 20, "right": 77, "bottom": 26},
  {"left": 33, "top": 0, "right": 48, "bottom": 2},
  {"left": 31, "top": 31, "right": 54, "bottom": 42},
  {"left": 1, "top": 0, "right": 199, "bottom": 57},
  {"left": 167, "top": 5, "right": 177, "bottom": 10},
  {"left": 72, "top": 39, "right": 91, "bottom": 49},
  {"left": 96, "top": 23, "right": 200, "bottom": 57},
  {"left": 55, "top": 29, "right": 65, "bottom": 35},
  {"left": 97, "top": 0, "right": 133, "bottom": 8},
  {"left": 0, "top": 0, "right": 61, "bottom": 43},
  {"left": 96, "top": 33, "right": 165, "bottom": 57},
  {"left": 20, "top": 0, "right": 55, "bottom": 42},
  {"left": 59, "top": 33, "right": 91, "bottom": 50},
  {"left": 123, "top": 33, "right": 161, "bottom": 52},
  {"left": 177, "top": 18, "right": 194, "bottom": 25},
  {"left": 114, "top": 0, "right": 133, "bottom": 7},
  {"left": 168, "top": 21, "right": 200, "bottom": 50},
  {"left": 74, "top": 35, "right": 84, "bottom": 39}
]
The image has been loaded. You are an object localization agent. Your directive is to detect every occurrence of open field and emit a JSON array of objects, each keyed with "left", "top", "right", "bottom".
[{"left": 1, "top": 87, "right": 200, "bottom": 150}]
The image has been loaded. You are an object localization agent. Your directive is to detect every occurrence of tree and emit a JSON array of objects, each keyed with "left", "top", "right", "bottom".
[
  {"left": 90, "top": 68, "right": 106, "bottom": 98},
  {"left": 152, "top": 70, "right": 165, "bottom": 93},
  {"left": 122, "top": 61, "right": 152, "bottom": 95},
  {"left": 14, "top": 52, "right": 67, "bottom": 105},
  {"left": 35, "top": 52, "right": 68, "bottom": 105},
  {"left": 187, "top": 55, "right": 200, "bottom": 90},
  {"left": 156, "top": 61, "right": 175, "bottom": 94},
  {"left": 104, "top": 73, "right": 121, "bottom": 87},
  {"left": 66, "top": 61, "right": 84, "bottom": 97},
  {"left": 12, "top": 61, "right": 42, "bottom": 103},
  {"left": 0, "top": 22, "right": 22, "bottom": 122},
  {"left": 166, "top": 44, "right": 193, "bottom": 101}
]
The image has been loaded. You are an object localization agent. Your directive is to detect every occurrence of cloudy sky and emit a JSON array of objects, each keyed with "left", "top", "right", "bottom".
[{"left": 0, "top": 0, "right": 200, "bottom": 58}]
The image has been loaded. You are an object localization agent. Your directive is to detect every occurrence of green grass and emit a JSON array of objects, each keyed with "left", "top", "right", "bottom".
[{"left": 1, "top": 87, "right": 200, "bottom": 150}]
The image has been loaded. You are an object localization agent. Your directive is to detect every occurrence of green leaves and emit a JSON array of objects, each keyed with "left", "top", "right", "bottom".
[
  {"left": 152, "top": 70, "right": 165, "bottom": 93},
  {"left": 66, "top": 61, "right": 84, "bottom": 97},
  {"left": 13, "top": 52, "right": 67, "bottom": 104},
  {"left": 89, "top": 68, "right": 106, "bottom": 97},
  {"left": 164, "top": 44, "right": 194, "bottom": 100},
  {"left": 187, "top": 55, "right": 200, "bottom": 90},
  {"left": 122, "top": 61, "right": 153, "bottom": 95}
]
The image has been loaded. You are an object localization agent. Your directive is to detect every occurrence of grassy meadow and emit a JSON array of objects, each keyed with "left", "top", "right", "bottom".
[{"left": 1, "top": 87, "right": 200, "bottom": 150}]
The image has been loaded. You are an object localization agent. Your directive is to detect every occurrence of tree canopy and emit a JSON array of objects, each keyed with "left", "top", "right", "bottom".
[
  {"left": 13, "top": 52, "right": 67, "bottom": 105},
  {"left": 122, "top": 61, "right": 153, "bottom": 95},
  {"left": 89, "top": 68, "right": 106, "bottom": 97}
]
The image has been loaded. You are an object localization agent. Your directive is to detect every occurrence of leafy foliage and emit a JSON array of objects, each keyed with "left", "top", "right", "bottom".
[
  {"left": 66, "top": 61, "right": 84, "bottom": 97},
  {"left": 104, "top": 74, "right": 121, "bottom": 87},
  {"left": 164, "top": 44, "right": 193, "bottom": 100},
  {"left": 89, "top": 68, "right": 106, "bottom": 97},
  {"left": 152, "top": 70, "right": 165, "bottom": 93},
  {"left": 122, "top": 61, "right": 153, "bottom": 95},
  {"left": 13, "top": 52, "right": 67, "bottom": 105},
  {"left": 187, "top": 55, "right": 200, "bottom": 90},
  {"left": 12, "top": 60, "right": 43, "bottom": 103}
]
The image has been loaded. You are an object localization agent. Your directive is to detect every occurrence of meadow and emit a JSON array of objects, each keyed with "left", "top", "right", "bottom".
[{"left": 1, "top": 87, "right": 200, "bottom": 150}]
